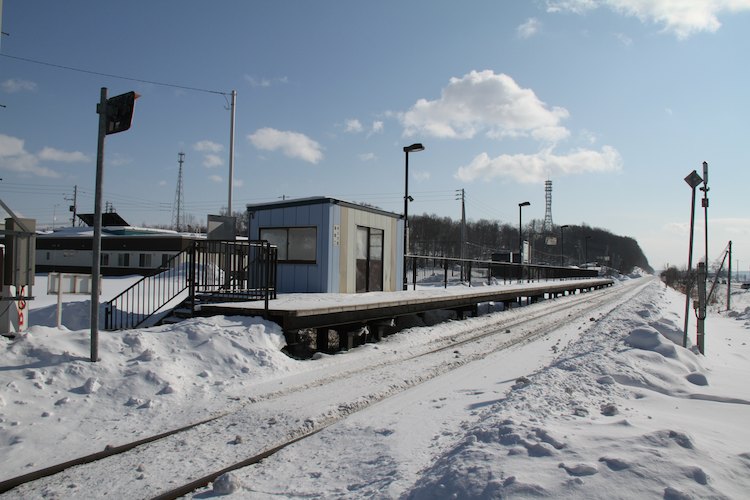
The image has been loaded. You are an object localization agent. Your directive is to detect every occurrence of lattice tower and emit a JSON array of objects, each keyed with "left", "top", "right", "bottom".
[
  {"left": 543, "top": 179, "right": 553, "bottom": 232},
  {"left": 172, "top": 152, "right": 185, "bottom": 232}
]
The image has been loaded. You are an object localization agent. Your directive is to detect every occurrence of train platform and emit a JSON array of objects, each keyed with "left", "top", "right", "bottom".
[{"left": 196, "top": 277, "right": 615, "bottom": 337}]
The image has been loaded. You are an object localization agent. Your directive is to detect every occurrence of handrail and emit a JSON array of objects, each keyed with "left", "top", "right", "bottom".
[
  {"left": 406, "top": 254, "right": 600, "bottom": 290},
  {"left": 104, "top": 240, "right": 277, "bottom": 330}
]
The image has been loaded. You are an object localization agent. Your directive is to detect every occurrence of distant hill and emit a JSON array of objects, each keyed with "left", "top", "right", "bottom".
[{"left": 410, "top": 214, "right": 653, "bottom": 274}]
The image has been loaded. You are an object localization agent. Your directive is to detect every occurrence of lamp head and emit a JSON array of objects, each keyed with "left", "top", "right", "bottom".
[
  {"left": 403, "top": 143, "right": 425, "bottom": 153},
  {"left": 519, "top": 201, "right": 530, "bottom": 207}
]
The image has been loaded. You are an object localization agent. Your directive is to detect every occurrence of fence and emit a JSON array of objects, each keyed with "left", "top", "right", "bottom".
[
  {"left": 407, "top": 254, "right": 599, "bottom": 289},
  {"left": 104, "top": 240, "right": 277, "bottom": 330}
]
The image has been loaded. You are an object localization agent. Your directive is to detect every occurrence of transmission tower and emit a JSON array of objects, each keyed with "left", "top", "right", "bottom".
[
  {"left": 542, "top": 179, "right": 553, "bottom": 232},
  {"left": 172, "top": 152, "right": 185, "bottom": 232}
]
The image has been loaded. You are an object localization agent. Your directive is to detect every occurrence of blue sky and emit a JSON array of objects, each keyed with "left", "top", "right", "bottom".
[{"left": 1, "top": 0, "right": 749, "bottom": 272}]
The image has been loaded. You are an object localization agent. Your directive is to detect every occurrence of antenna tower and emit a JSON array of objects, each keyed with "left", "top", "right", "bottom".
[
  {"left": 542, "top": 179, "right": 553, "bottom": 232},
  {"left": 172, "top": 152, "right": 185, "bottom": 232}
]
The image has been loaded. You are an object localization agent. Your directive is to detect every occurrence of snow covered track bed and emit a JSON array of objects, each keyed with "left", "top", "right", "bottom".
[
  {"left": 3, "top": 276, "right": 750, "bottom": 498},
  {"left": 2, "top": 278, "right": 646, "bottom": 498}
]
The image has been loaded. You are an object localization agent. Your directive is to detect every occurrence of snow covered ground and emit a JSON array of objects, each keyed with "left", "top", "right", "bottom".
[{"left": 1, "top": 274, "right": 749, "bottom": 498}]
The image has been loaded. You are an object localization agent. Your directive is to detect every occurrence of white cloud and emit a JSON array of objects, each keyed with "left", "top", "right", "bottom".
[
  {"left": 615, "top": 32, "right": 633, "bottom": 46},
  {"left": 248, "top": 128, "right": 324, "bottom": 164},
  {"left": 0, "top": 134, "right": 61, "bottom": 178},
  {"left": 345, "top": 119, "right": 364, "bottom": 133},
  {"left": 358, "top": 152, "right": 376, "bottom": 161},
  {"left": 193, "top": 140, "right": 223, "bottom": 153},
  {"left": 371, "top": 121, "right": 384, "bottom": 134},
  {"left": 233, "top": 179, "right": 244, "bottom": 188},
  {"left": 1, "top": 79, "right": 37, "bottom": 93},
  {"left": 455, "top": 145, "right": 622, "bottom": 183},
  {"left": 244, "top": 75, "right": 289, "bottom": 87},
  {"left": 38, "top": 147, "right": 89, "bottom": 163},
  {"left": 209, "top": 175, "right": 223, "bottom": 183},
  {"left": 0, "top": 134, "right": 25, "bottom": 157},
  {"left": 518, "top": 17, "right": 541, "bottom": 38},
  {"left": 194, "top": 141, "right": 225, "bottom": 169},
  {"left": 110, "top": 154, "right": 132, "bottom": 167},
  {"left": 203, "top": 154, "right": 223, "bottom": 168},
  {"left": 413, "top": 170, "right": 431, "bottom": 182},
  {"left": 400, "top": 70, "right": 570, "bottom": 142},
  {"left": 546, "top": 0, "right": 750, "bottom": 38}
]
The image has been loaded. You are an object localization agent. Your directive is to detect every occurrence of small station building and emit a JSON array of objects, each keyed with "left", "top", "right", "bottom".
[{"left": 247, "top": 197, "right": 403, "bottom": 294}]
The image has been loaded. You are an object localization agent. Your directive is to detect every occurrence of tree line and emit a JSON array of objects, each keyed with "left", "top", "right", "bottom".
[{"left": 409, "top": 213, "right": 653, "bottom": 274}]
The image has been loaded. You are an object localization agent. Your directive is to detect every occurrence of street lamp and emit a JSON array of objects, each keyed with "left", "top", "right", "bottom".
[
  {"left": 518, "top": 201, "right": 530, "bottom": 264},
  {"left": 560, "top": 225, "right": 569, "bottom": 266},
  {"left": 403, "top": 143, "right": 424, "bottom": 290}
]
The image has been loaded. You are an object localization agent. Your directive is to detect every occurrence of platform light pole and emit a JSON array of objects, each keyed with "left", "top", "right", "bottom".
[
  {"left": 683, "top": 169, "right": 703, "bottom": 348},
  {"left": 403, "top": 143, "right": 424, "bottom": 290},
  {"left": 560, "top": 224, "right": 569, "bottom": 266},
  {"left": 518, "top": 201, "right": 530, "bottom": 263}
]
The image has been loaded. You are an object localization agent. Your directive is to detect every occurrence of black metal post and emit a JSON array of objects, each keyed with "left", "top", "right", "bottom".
[
  {"left": 683, "top": 184, "right": 698, "bottom": 347},
  {"left": 402, "top": 143, "right": 424, "bottom": 290}
]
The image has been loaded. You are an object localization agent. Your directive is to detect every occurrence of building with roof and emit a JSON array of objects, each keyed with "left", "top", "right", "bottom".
[
  {"left": 35, "top": 225, "right": 201, "bottom": 276},
  {"left": 247, "top": 197, "right": 403, "bottom": 293}
]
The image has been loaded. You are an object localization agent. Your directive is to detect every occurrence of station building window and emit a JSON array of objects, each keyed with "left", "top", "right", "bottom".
[{"left": 260, "top": 227, "right": 316, "bottom": 263}]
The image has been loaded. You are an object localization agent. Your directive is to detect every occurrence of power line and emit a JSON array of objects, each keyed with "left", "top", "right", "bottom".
[{"left": 0, "top": 53, "right": 229, "bottom": 96}]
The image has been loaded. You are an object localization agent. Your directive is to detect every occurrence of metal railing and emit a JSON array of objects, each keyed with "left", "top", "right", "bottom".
[
  {"left": 104, "top": 240, "right": 277, "bottom": 330},
  {"left": 407, "top": 254, "right": 599, "bottom": 289}
]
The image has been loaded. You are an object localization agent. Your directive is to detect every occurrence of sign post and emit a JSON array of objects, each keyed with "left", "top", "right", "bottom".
[{"left": 90, "top": 88, "right": 137, "bottom": 362}]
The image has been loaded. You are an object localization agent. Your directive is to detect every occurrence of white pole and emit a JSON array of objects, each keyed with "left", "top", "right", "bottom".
[
  {"left": 228, "top": 90, "right": 236, "bottom": 218},
  {"left": 56, "top": 273, "right": 63, "bottom": 329}
]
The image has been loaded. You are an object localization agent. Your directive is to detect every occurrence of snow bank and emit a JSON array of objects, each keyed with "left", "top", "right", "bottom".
[
  {"left": 0, "top": 315, "right": 295, "bottom": 477},
  {"left": 408, "top": 281, "right": 750, "bottom": 499}
]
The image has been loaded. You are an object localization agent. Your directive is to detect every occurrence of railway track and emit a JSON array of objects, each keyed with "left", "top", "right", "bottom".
[{"left": 0, "top": 277, "right": 653, "bottom": 499}]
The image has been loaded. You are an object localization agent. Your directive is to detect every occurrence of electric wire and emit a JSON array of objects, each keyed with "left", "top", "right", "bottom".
[{"left": 0, "top": 53, "right": 229, "bottom": 96}]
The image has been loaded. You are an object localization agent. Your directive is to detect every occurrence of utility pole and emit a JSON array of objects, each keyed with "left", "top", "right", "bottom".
[
  {"left": 456, "top": 189, "right": 466, "bottom": 281},
  {"left": 727, "top": 241, "right": 732, "bottom": 312},
  {"left": 65, "top": 185, "right": 78, "bottom": 227},
  {"left": 227, "top": 90, "right": 236, "bottom": 220}
]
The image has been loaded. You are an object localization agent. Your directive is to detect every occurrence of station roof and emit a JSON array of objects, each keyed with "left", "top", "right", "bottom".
[{"left": 246, "top": 196, "right": 403, "bottom": 219}]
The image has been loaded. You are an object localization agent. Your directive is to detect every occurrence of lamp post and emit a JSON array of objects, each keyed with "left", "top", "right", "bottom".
[
  {"left": 518, "top": 201, "right": 530, "bottom": 264},
  {"left": 560, "top": 225, "right": 569, "bottom": 266},
  {"left": 403, "top": 143, "right": 424, "bottom": 290},
  {"left": 683, "top": 169, "right": 703, "bottom": 347}
]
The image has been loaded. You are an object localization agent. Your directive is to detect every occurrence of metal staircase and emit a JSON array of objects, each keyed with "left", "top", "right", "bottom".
[{"left": 104, "top": 240, "right": 277, "bottom": 330}]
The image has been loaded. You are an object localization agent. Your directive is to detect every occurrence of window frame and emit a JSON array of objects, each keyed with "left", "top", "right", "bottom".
[{"left": 259, "top": 226, "right": 317, "bottom": 264}]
